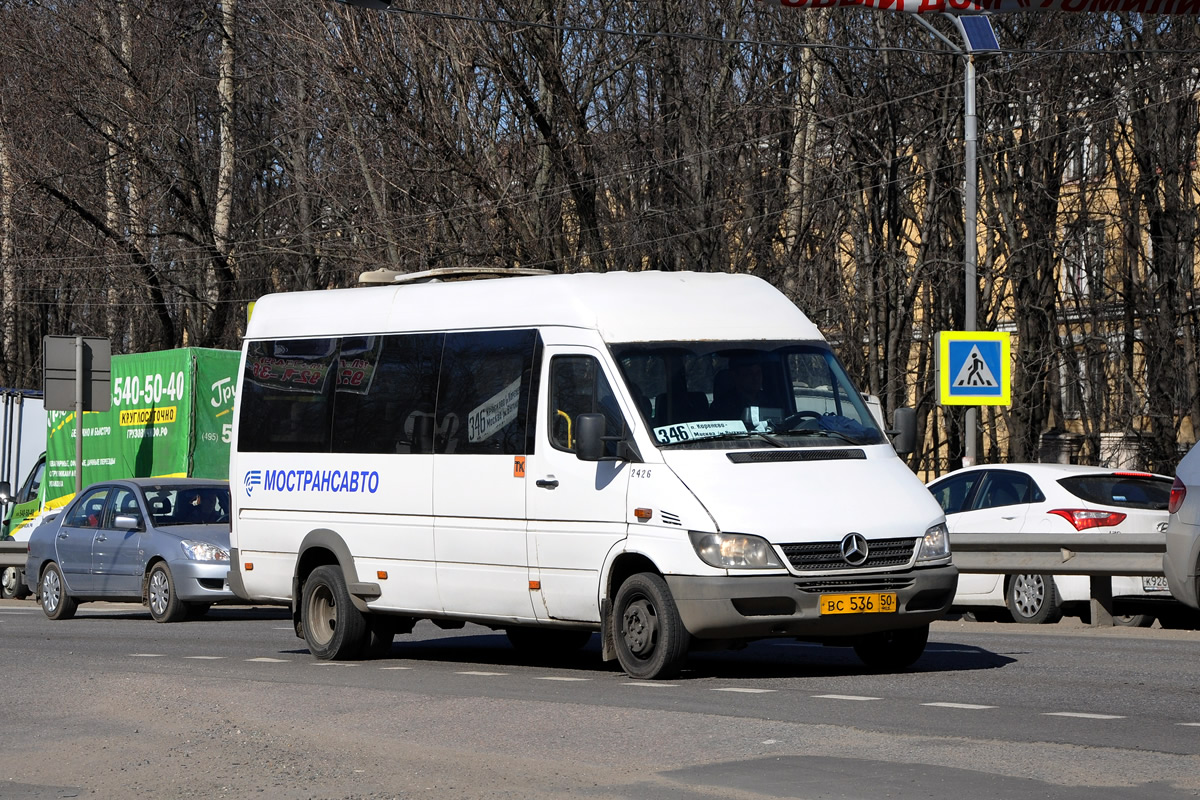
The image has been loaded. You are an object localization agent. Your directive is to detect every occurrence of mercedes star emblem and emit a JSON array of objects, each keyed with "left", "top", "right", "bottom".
[{"left": 840, "top": 533, "right": 869, "bottom": 566}]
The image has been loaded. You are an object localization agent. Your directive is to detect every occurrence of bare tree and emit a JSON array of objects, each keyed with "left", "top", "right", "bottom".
[
  {"left": 0, "top": 1, "right": 1197, "bottom": 472},
  {"left": 0, "top": 120, "right": 15, "bottom": 386}
]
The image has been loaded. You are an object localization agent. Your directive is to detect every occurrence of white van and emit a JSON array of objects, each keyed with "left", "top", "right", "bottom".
[{"left": 228, "top": 270, "right": 955, "bottom": 679}]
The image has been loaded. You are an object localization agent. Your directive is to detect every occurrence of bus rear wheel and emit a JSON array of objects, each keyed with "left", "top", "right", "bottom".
[{"left": 301, "top": 565, "right": 366, "bottom": 660}]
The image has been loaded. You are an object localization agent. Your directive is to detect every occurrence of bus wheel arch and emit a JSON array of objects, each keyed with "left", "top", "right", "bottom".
[
  {"left": 602, "top": 552, "right": 659, "bottom": 657},
  {"left": 294, "top": 529, "right": 369, "bottom": 608},
  {"left": 293, "top": 529, "right": 371, "bottom": 648},
  {"left": 602, "top": 552, "right": 691, "bottom": 679}
]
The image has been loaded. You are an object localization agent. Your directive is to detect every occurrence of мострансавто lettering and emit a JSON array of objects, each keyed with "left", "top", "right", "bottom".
[{"left": 262, "top": 469, "right": 380, "bottom": 494}]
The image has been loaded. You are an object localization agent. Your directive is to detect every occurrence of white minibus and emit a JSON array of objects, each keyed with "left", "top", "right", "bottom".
[{"left": 229, "top": 270, "right": 956, "bottom": 679}]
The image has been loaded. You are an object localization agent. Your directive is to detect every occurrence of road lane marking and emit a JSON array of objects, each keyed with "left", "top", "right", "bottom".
[
  {"left": 624, "top": 682, "right": 679, "bottom": 688},
  {"left": 1177, "top": 723, "right": 1200, "bottom": 727},
  {"left": 536, "top": 676, "right": 591, "bottom": 682},
  {"left": 923, "top": 702, "right": 996, "bottom": 710},
  {"left": 456, "top": 671, "right": 508, "bottom": 676},
  {"left": 1043, "top": 712, "right": 1125, "bottom": 720},
  {"left": 130, "top": 653, "right": 165, "bottom": 658},
  {"left": 812, "top": 694, "right": 880, "bottom": 701},
  {"left": 184, "top": 656, "right": 225, "bottom": 660},
  {"left": 380, "top": 666, "right": 414, "bottom": 670},
  {"left": 246, "top": 657, "right": 289, "bottom": 663},
  {"left": 313, "top": 662, "right": 360, "bottom": 667},
  {"left": 712, "top": 688, "right": 776, "bottom": 694}
]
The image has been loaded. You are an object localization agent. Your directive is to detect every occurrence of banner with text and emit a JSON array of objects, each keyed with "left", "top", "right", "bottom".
[{"left": 44, "top": 348, "right": 240, "bottom": 506}]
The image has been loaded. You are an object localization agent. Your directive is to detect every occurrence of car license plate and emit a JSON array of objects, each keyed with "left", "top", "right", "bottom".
[
  {"left": 820, "top": 592, "right": 897, "bottom": 614},
  {"left": 1142, "top": 576, "right": 1170, "bottom": 592}
]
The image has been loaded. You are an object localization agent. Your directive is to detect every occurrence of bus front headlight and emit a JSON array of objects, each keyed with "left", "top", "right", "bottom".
[
  {"left": 689, "top": 531, "right": 784, "bottom": 569},
  {"left": 916, "top": 523, "right": 951, "bottom": 562}
]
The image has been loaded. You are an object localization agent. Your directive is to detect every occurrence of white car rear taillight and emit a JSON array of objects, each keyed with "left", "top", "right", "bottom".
[{"left": 1048, "top": 508, "right": 1127, "bottom": 531}]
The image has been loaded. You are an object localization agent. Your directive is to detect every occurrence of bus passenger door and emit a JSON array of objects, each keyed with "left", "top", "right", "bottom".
[
  {"left": 432, "top": 331, "right": 540, "bottom": 621},
  {"left": 525, "top": 349, "right": 631, "bottom": 623}
]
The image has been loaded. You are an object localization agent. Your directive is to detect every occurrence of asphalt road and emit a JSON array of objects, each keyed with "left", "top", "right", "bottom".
[{"left": 1, "top": 599, "right": 1197, "bottom": 799}]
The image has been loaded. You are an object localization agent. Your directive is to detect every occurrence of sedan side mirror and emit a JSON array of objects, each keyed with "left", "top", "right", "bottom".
[{"left": 113, "top": 514, "right": 142, "bottom": 531}]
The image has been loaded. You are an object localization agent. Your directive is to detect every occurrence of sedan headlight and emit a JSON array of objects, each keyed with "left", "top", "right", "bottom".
[
  {"left": 689, "top": 531, "right": 784, "bottom": 569},
  {"left": 917, "top": 522, "right": 951, "bottom": 562},
  {"left": 180, "top": 540, "right": 229, "bottom": 562}
]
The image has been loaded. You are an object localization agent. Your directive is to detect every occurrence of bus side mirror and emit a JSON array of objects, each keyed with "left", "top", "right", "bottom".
[
  {"left": 576, "top": 414, "right": 643, "bottom": 463},
  {"left": 0, "top": 482, "right": 10, "bottom": 503},
  {"left": 890, "top": 407, "right": 916, "bottom": 455},
  {"left": 575, "top": 414, "right": 606, "bottom": 462}
]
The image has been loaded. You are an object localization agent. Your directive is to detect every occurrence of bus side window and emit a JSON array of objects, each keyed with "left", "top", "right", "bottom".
[
  {"left": 436, "top": 330, "right": 541, "bottom": 456},
  {"left": 330, "top": 333, "right": 442, "bottom": 454},
  {"left": 239, "top": 338, "right": 338, "bottom": 453},
  {"left": 549, "top": 355, "right": 625, "bottom": 456}
]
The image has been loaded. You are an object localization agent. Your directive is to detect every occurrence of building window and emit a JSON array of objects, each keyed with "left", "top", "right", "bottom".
[
  {"left": 1061, "top": 224, "right": 1105, "bottom": 301},
  {"left": 1063, "top": 130, "right": 1105, "bottom": 182},
  {"left": 1060, "top": 349, "right": 1107, "bottom": 420}
]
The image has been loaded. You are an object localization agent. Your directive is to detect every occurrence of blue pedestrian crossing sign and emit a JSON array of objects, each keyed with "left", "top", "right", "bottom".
[{"left": 937, "top": 331, "right": 1011, "bottom": 406}]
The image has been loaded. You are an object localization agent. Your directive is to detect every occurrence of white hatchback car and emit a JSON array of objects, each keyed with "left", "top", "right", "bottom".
[{"left": 927, "top": 464, "right": 1181, "bottom": 626}]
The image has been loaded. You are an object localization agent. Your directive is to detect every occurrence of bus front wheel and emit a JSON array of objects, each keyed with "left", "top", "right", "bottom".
[{"left": 612, "top": 572, "right": 689, "bottom": 680}]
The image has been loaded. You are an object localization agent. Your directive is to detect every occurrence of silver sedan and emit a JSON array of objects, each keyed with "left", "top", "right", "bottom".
[{"left": 24, "top": 478, "right": 233, "bottom": 622}]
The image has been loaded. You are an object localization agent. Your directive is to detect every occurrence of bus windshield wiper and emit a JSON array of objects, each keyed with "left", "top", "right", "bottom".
[{"left": 774, "top": 428, "right": 860, "bottom": 445}]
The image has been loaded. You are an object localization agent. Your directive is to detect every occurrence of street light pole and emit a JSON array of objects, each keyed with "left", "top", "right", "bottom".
[
  {"left": 911, "top": 14, "right": 996, "bottom": 468},
  {"left": 963, "top": 49, "right": 979, "bottom": 467}
]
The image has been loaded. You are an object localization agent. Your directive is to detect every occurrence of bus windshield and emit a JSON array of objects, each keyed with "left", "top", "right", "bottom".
[{"left": 612, "top": 341, "right": 885, "bottom": 448}]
